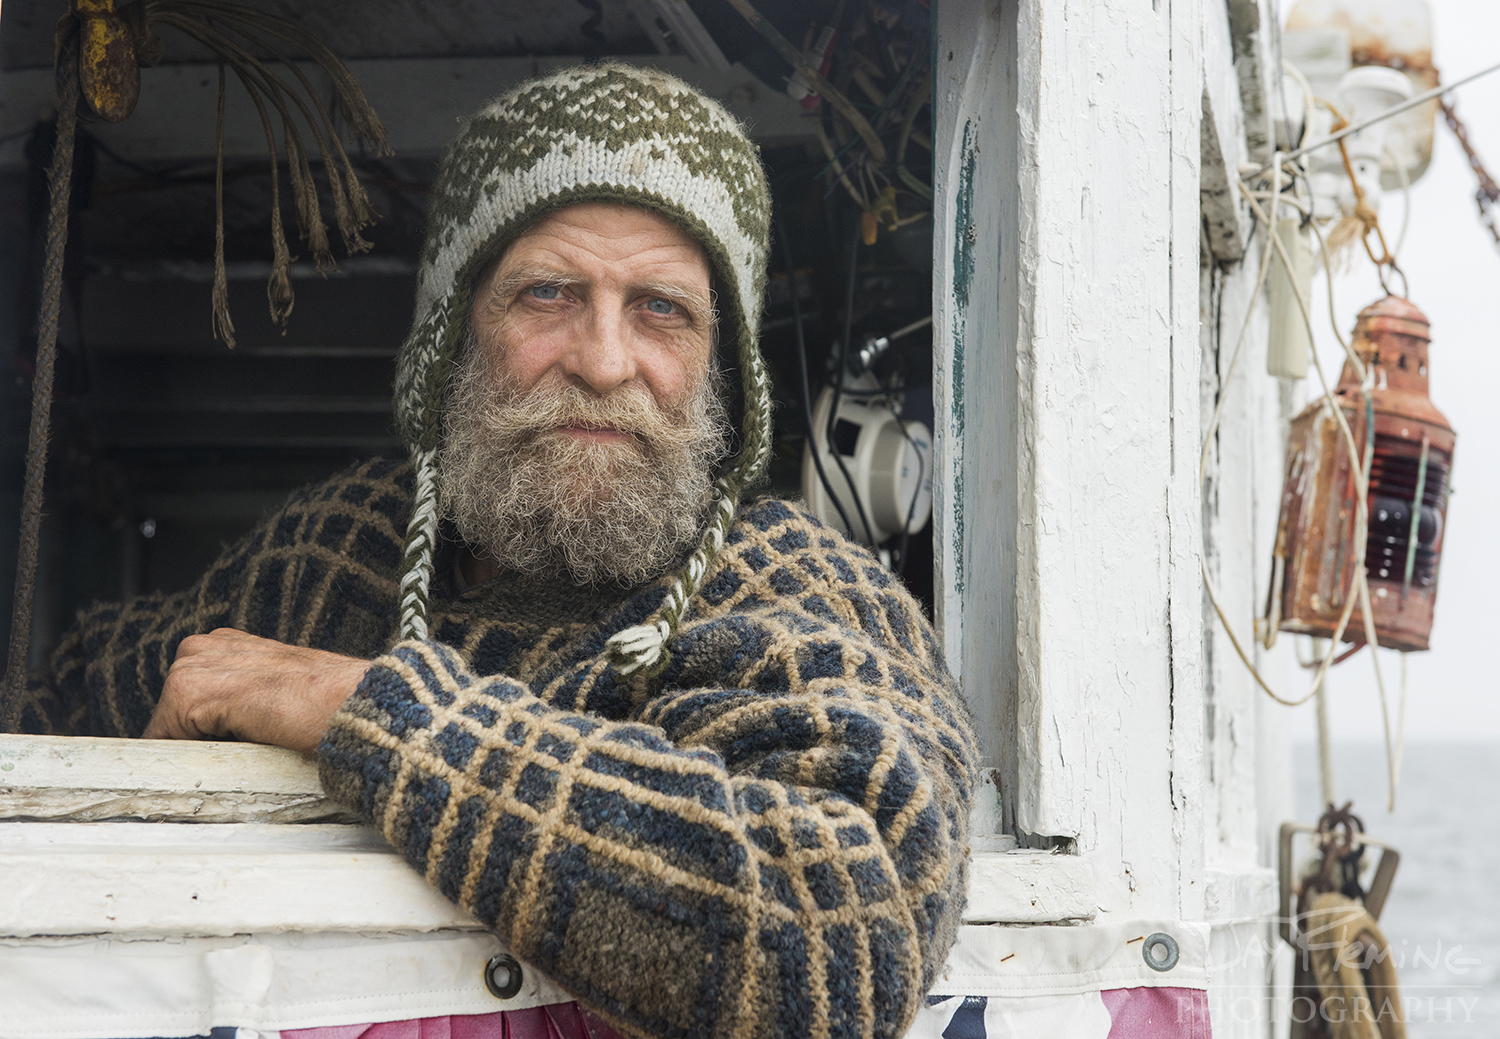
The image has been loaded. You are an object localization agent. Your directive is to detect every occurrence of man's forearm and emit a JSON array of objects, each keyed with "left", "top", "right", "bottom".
[
  {"left": 319, "top": 629, "right": 972, "bottom": 1039},
  {"left": 143, "top": 628, "right": 370, "bottom": 754}
]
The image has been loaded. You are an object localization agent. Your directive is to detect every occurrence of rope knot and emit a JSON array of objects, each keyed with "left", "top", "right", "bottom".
[{"left": 607, "top": 619, "right": 672, "bottom": 676}]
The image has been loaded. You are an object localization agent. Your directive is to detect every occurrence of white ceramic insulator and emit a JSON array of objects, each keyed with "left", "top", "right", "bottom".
[{"left": 1267, "top": 218, "right": 1314, "bottom": 380}]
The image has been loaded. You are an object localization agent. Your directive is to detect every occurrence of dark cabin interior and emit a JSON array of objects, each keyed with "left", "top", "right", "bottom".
[{"left": 0, "top": 0, "right": 936, "bottom": 673}]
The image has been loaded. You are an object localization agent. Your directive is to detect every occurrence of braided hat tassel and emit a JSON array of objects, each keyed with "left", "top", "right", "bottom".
[
  {"left": 606, "top": 317, "right": 775, "bottom": 675},
  {"left": 397, "top": 448, "right": 441, "bottom": 641},
  {"left": 396, "top": 290, "right": 463, "bottom": 642}
]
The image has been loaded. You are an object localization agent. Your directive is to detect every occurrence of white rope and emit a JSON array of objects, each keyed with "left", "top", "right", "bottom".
[
  {"left": 1237, "top": 164, "right": 1420, "bottom": 809},
  {"left": 1394, "top": 652, "right": 1410, "bottom": 789},
  {"left": 1316, "top": 680, "right": 1336, "bottom": 808},
  {"left": 1198, "top": 167, "right": 1375, "bottom": 708},
  {"left": 1356, "top": 569, "right": 1396, "bottom": 809}
]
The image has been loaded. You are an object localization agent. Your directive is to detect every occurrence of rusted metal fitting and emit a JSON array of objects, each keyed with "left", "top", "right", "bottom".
[{"left": 70, "top": 0, "right": 141, "bottom": 123}]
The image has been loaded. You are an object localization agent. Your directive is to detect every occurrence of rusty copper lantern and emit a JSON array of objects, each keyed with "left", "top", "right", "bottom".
[{"left": 1265, "top": 296, "right": 1456, "bottom": 653}]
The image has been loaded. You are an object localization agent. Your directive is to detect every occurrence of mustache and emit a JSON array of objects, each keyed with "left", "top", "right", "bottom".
[{"left": 471, "top": 371, "right": 718, "bottom": 456}]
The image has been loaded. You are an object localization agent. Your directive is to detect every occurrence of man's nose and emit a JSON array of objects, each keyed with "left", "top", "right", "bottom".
[{"left": 564, "top": 299, "right": 636, "bottom": 394}]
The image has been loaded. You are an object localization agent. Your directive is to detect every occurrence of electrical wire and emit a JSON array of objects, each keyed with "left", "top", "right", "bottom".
[
  {"left": 775, "top": 214, "right": 857, "bottom": 539},
  {"left": 1281, "top": 59, "right": 1316, "bottom": 152},
  {"left": 1248, "top": 176, "right": 1373, "bottom": 653},
  {"left": 1250, "top": 167, "right": 1360, "bottom": 374},
  {"left": 817, "top": 120, "right": 868, "bottom": 207},
  {"left": 827, "top": 217, "right": 877, "bottom": 545},
  {"left": 1242, "top": 55, "right": 1500, "bottom": 179},
  {"left": 1272, "top": 16, "right": 1296, "bottom": 156},
  {"left": 724, "top": 0, "right": 887, "bottom": 164},
  {"left": 1251, "top": 161, "right": 1413, "bottom": 808},
  {"left": 1199, "top": 161, "right": 1371, "bottom": 710},
  {"left": 1226, "top": 171, "right": 1408, "bottom": 810}
]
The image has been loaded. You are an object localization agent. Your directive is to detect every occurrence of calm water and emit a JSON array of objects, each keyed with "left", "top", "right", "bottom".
[{"left": 1293, "top": 741, "right": 1500, "bottom": 1038}]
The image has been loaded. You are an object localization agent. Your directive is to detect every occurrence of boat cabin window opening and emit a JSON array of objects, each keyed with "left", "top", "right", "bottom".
[{"left": 0, "top": 0, "right": 973, "bottom": 771}]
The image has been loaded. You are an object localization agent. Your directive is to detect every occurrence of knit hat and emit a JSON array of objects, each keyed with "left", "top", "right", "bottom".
[{"left": 393, "top": 63, "right": 774, "bottom": 676}]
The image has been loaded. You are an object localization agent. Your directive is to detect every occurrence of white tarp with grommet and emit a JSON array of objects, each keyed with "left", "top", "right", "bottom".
[
  {"left": 908, "top": 920, "right": 1213, "bottom": 1039},
  {"left": 0, "top": 919, "right": 1214, "bottom": 1039}
]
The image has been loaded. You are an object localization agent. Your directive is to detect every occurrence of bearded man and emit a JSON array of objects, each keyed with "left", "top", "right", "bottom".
[{"left": 23, "top": 65, "right": 977, "bottom": 1039}]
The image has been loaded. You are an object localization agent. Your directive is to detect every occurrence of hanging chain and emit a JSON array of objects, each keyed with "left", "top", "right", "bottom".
[{"left": 1440, "top": 96, "right": 1500, "bottom": 248}]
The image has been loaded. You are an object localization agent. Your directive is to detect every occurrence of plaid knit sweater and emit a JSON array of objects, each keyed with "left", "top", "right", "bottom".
[{"left": 24, "top": 457, "right": 977, "bottom": 1039}]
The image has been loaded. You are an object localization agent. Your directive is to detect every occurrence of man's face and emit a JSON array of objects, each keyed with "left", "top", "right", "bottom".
[
  {"left": 472, "top": 202, "right": 716, "bottom": 422},
  {"left": 439, "top": 204, "right": 730, "bottom": 587}
]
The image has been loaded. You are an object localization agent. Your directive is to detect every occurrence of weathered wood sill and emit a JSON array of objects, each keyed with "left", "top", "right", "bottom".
[{"left": 0, "top": 734, "right": 1096, "bottom": 936}]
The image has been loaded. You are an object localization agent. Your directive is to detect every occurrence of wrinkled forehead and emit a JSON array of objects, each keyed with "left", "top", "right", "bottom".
[{"left": 474, "top": 203, "right": 712, "bottom": 294}]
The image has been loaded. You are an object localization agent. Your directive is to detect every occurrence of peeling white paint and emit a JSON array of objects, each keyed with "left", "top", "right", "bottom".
[{"left": 932, "top": 0, "right": 1290, "bottom": 1028}]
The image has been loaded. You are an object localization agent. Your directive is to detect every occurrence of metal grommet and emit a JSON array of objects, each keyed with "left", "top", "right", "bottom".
[
  {"left": 1142, "top": 932, "right": 1179, "bottom": 973},
  {"left": 484, "top": 953, "right": 523, "bottom": 999}
]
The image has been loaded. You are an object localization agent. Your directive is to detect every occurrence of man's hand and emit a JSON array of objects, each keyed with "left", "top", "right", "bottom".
[{"left": 142, "top": 628, "right": 371, "bottom": 755}]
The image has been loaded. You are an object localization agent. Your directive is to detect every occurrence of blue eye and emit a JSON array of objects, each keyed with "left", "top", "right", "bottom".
[
  {"left": 529, "top": 285, "right": 560, "bottom": 300},
  {"left": 646, "top": 298, "right": 676, "bottom": 315}
]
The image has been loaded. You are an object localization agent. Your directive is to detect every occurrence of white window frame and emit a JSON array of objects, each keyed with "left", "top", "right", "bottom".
[{"left": 0, "top": 0, "right": 1291, "bottom": 945}]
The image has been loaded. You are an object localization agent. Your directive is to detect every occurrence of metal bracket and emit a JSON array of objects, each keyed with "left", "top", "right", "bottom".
[{"left": 1277, "top": 820, "right": 1400, "bottom": 947}]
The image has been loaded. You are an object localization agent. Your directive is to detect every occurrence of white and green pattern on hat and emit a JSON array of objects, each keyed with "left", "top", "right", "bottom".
[{"left": 393, "top": 62, "right": 775, "bottom": 677}]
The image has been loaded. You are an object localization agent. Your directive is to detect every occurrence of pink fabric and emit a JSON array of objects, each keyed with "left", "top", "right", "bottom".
[
  {"left": 280, "top": 1002, "right": 624, "bottom": 1039},
  {"left": 1101, "top": 987, "right": 1212, "bottom": 1039},
  {"left": 282, "top": 990, "right": 1216, "bottom": 1039}
]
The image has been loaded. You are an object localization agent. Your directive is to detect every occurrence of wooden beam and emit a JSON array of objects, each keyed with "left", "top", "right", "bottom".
[
  {"left": 991, "top": 0, "right": 1206, "bottom": 922},
  {"left": 0, "top": 734, "right": 346, "bottom": 823},
  {"left": 0, "top": 821, "right": 475, "bottom": 936},
  {"left": 1202, "top": 0, "right": 1251, "bottom": 263},
  {"left": 931, "top": 0, "right": 1019, "bottom": 792},
  {"left": 0, "top": 56, "right": 816, "bottom": 168},
  {"left": 964, "top": 852, "right": 1096, "bottom": 924}
]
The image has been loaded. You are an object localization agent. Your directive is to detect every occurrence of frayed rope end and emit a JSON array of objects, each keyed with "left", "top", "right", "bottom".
[{"left": 607, "top": 619, "right": 671, "bottom": 676}]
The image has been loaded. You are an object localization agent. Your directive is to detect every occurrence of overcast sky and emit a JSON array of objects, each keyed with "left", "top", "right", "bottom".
[{"left": 1286, "top": 0, "right": 1500, "bottom": 744}]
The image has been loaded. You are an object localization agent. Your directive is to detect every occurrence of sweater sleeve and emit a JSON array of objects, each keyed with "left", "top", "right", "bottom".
[
  {"left": 316, "top": 501, "right": 978, "bottom": 1039},
  {"left": 20, "top": 458, "right": 412, "bottom": 737}
]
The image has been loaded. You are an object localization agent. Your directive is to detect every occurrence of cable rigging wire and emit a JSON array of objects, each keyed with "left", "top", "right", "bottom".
[{"left": 1241, "top": 55, "right": 1500, "bottom": 179}]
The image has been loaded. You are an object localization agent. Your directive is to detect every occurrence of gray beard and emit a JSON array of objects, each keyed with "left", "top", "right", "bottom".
[{"left": 437, "top": 338, "right": 730, "bottom": 587}]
